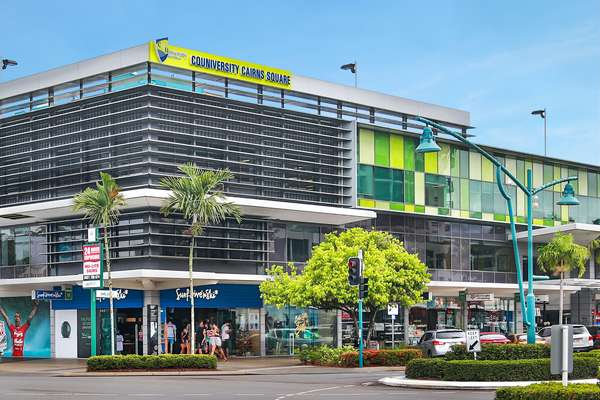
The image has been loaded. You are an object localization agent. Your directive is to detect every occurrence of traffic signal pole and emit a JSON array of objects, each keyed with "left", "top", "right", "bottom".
[{"left": 357, "top": 249, "right": 364, "bottom": 368}]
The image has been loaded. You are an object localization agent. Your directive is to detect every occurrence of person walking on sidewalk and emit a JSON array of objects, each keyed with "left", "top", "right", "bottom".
[{"left": 221, "top": 321, "right": 232, "bottom": 359}]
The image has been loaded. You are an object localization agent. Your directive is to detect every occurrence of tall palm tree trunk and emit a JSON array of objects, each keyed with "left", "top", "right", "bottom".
[
  {"left": 103, "top": 225, "right": 115, "bottom": 356},
  {"left": 559, "top": 271, "right": 564, "bottom": 325},
  {"left": 189, "top": 233, "right": 196, "bottom": 355}
]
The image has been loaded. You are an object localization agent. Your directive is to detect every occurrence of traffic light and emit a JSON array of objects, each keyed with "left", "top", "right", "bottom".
[
  {"left": 348, "top": 257, "right": 361, "bottom": 286},
  {"left": 359, "top": 278, "right": 369, "bottom": 299}
]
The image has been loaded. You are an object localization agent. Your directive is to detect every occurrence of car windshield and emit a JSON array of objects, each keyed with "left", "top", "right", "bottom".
[
  {"left": 573, "top": 326, "right": 587, "bottom": 335},
  {"left": 437, "top": 331, "right": 464, "bottom": 339},
  {"left": 481, "top": 334, "right": 506, "bottom": 340}
]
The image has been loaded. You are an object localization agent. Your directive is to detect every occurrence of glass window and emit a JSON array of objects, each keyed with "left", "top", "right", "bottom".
[
  {"left": 424, "top": 152, "right": 438, "bottom": 174},
  {"left": 374, "top": 131, "right": 390, "bottom": 167},
  {"left": 390, "top": 135, "right": 404, "bottom": 169},
  {"left": 404, "top": 171, "right": 415, "bottom": 204},
  {"left": 460, "top": 179, "right": 470, "bottom": 210},
  {"left": 287, "top": 238, "right": 310, "bottom": 262},
  {"left": 374, "top": 167, "right": 392, "bottom": 201},
  {"left": 481, "top": 182, "right": 494, "bottom": 213},
  {"left": 403, "top": 137, "right": 415, "bottom": 171},
  {"left": 450, "top": 148, "right": 460, "bottom": 177},
  {"left": 392, "top": 170, "right": 404, "bottom": 203},
  {"left": 438, "top": 144, "right": 451, "bottom": 176},
  {"left": 588, "top": 172, "right": 598, "bottom": 198},
  {"left": 459, "top": 150, "right": 469, "bottom": 178},
  {"left": 469, "top": 152, "right": 482, "bottom": 180},
  {"left": 359, "top": 129, "right": 375, "bottom": 165},
  {"left": 426, "top": 236, "right": 451, "bottom": 269},
  {"left": 469, "top": 181, "right": 482, "bottom": 212},
  {"left": 543, "top": 164, "right": 554, "bottom": 184},
  {"left": 358, "top": 165, "right": 374, "bottom": 198},
  {"left": 425, "top": 174, "right": 450, "bottom": 208}
]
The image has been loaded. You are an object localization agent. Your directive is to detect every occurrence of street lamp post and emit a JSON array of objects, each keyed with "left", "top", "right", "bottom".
[
  {"left": 415, "top": 117, "right": 579, "bottom": 344},
  {"left": 531, "top": 109, "right": 547, "bottom": 156}
]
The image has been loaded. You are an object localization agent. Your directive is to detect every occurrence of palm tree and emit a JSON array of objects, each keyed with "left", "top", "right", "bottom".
[
  {"left": 537, "top": 232, "right": 589, "bottom": 325},
  {"left": 160, "top": 163, "right": 241, "bottom": 354},
  {"left": 73, "top": 172, "right": 126, "bottom": 355}
]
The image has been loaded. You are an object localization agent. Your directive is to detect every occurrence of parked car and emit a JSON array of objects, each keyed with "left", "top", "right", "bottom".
[
  {"left": 585, "top": 325, "right": 600, "bottom": 349},
  {"left": 419, "top": 329, "right": 466, "bottom": 357},
  {"left": 479, "top": 332, "right": 510, "bottom": 344},
  {"left": 538, "top": 325, "right": 593, "bottom": 351},
  {"left": 506, "top": 333, "right": 545, "bottom": 344}
]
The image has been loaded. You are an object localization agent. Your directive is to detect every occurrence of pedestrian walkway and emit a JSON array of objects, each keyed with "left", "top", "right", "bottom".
[{"left": 0, "top": 357, "right": 404, "bottom": 377}]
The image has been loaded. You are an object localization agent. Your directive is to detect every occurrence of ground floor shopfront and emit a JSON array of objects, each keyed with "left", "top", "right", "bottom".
[{"left": 0, "top": 277, "right": 595, "bottom": 358}]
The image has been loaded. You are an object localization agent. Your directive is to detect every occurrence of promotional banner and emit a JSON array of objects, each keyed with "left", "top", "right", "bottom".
[
  {"left": 149, "top": 38, "right": 292, "bottom": 90},
  {"left": 0, "top": 297, "right": 51, "bottom": 358}
]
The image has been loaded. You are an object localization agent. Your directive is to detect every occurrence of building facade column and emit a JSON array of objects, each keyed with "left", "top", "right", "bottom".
[
  {"left": 142, "top": 290, "right": 161, "bottom": 355},
  {"left": 259, "top": 307, "right": 266, "bottom": 356}
]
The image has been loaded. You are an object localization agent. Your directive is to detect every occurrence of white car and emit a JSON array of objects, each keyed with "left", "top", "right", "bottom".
[
  {"left": 538, "top": 325, "right": 593, "bottom": 351},
  {"left": 419, "top": 329, "right": 466, "bottom": 357}
]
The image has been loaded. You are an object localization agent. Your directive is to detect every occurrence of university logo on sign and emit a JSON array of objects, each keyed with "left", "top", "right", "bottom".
[{"left": 155, "top": 37, "right": 169, "bottom": 62}]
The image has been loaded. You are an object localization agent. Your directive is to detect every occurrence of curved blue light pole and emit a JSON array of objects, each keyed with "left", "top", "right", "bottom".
[{"left": 416, "top": 117, "right": 579, "bottom": 344}]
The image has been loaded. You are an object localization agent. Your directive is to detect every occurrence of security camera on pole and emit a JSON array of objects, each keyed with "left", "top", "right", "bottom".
[{"left": 348, "top": 250, "right": 368, "bottom": 368}]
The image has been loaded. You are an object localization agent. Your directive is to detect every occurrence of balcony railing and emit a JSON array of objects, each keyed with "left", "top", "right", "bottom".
[
  {"left": 0, "top": 264, "right": 48, "bottom": 280},
  {"left": 429, "top": 268, "right": 517, "bottom": 284}
]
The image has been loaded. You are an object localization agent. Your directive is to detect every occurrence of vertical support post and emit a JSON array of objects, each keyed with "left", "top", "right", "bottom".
[
  {"left": 526, "top": 169, "right": 537, "bottom": 345},
  {"left": 90, "top": 288, "right": 97, "bottom": 356},
  {"left": 403, "top": 307, "right": 410, "bottom": 345},
  {"left": 358, "top": 249, "right": 364, "bottom": 368},
  {"left": 561, "top": 324, "right": 568, "bottom": 387},
  {"left": 391, "top": 315, "right": 395, "bottom": 349},
  {"left": 358, "top": 299, "right": 363, "bottom": 368}
]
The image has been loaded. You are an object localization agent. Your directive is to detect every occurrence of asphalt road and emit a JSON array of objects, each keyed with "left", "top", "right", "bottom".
[{"left": 0, "top": 371, "right": 495, "bottom": 400}]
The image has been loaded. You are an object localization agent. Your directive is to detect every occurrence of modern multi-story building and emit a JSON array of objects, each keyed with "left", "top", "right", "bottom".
[{"left": 0, "top": 39, "right": 598, "bottom": 358}]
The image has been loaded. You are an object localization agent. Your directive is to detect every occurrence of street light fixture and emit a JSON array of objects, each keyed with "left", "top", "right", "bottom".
[
  {"left": 1, "top": 59, "right": 18, "bottom": 70},
  {"left": 415, "top": 117, "right": 579, "bottom": 344},
  {"left": 531, "top": 109, "right": 547, "bottom": 156}
]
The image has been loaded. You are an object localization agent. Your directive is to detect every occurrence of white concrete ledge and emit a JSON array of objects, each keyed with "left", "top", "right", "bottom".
[{"left": 379, "top": 375, "right": 598, "bottom": 390}]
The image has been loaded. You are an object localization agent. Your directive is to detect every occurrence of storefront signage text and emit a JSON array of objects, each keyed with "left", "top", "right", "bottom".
[
  {"left": 82, "top": 243, "right": 103, "bottom": 288},
  {"left": 149, "top": 38, "right": 292, "bottom": 90},
  {"left": 31, "top": 289, "right": 71, "bottom": 301},
  {"left": 96, "top": 289, "right": 129, "bottom": 300},
  {"left": 175, "top": 288, "right": 219, "bottom": 302}
]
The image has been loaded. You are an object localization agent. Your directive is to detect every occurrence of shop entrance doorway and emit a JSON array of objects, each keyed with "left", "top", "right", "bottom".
[
  {"left": 115, "top": 308, "right": 143, "bottom": 355},
  {"left": 164, "top": 308, "right": 236, "bottom": 354}
]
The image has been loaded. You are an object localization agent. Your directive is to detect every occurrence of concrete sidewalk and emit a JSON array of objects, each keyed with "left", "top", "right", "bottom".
[
  {"left": 0, "top": 357, "right": 405, "bottom": 377},
  {"left": 379, "top": 375, "right": 599, "bottom": 390}
]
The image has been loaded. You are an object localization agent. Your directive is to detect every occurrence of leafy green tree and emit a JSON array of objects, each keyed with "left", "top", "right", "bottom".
[
  {"left": 160, "top": 163, "right": 241, "bottom": 354},
  {"left": 537, "top": 232, "right": 589, "bottom": 324},
  {"left": 260, "top": 227, "right": 430, "bottom": 343},
  {"left": 73, "top": 172, "right": 126, "bottom": 355}
]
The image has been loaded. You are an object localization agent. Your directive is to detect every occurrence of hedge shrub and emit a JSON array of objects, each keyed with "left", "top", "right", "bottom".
[
  {"left": 87, "top": 354, "right": 217, "bottom": 371},
  {"left": 338, "top": 348, "right": 422, "bottom": 367},
  {"left": 405, "top": 357, "right": 598, "bottom": 381},
  {"left": 405, "top": 358, "right": 447, "bottom": 379},
  {"left": 496, "top": 383, "right": 600, "bottom": 400},
  {"left": 445, "top": 343, "right": 550, "bottom": 361}
]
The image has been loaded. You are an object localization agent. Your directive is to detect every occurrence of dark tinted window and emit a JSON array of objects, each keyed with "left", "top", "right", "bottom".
[
  {"left": 573, "top": 326, "right": 587, "bottom": 335},
  {"left": 436, "top": 331, "right": 465, "bottom": 339}
]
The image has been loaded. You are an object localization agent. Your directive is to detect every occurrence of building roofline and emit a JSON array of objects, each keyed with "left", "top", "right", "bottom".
[{"left": 0, "top": 42, "right": 470, "bottom": 127}]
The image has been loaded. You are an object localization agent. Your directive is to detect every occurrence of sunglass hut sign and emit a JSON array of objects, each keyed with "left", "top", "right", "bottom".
[
  {"left": 175, "top": 288, "right": 219, "bottom": 302},
  {"left": 150, "top": 38, "right": 292, "bottom": 90}
]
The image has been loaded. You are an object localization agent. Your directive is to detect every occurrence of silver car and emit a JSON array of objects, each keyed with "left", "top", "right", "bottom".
[
  {"left": 419, "top": 329, "right": 466, "bottom": 357},
  {"left": 538, "top": 325, "right": 593, "bottom": 351}
]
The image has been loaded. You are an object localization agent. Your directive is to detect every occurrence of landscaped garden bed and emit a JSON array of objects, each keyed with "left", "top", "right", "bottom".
[
  {"left": 496, "top": 382, "right": 600, "bottom": 400},
  {"left": 297, "top": 345, "right": 422, "bottom": 367}
]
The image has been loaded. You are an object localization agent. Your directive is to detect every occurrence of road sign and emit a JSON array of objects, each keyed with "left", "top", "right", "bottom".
[
  {"left": 466, "top": 330, "right": 481, "bottom": 353},
  {"left": 387, "top": 303, "right": 399, "bottom": 316},
  {"left": 31, "top": 289, "right": 68, "bottom": 301},
  {"left": 83, "top": 243, "right": 103, "bottom": 288}
]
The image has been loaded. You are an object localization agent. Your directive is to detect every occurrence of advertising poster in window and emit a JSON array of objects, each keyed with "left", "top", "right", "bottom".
[{"left": 0, "top": 297, "right": 50, "bottom": 358}]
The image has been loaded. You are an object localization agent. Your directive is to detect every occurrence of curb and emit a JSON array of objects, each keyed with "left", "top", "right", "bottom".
[{"left": 378, "top": 376, "right": 599, "bottom": 391}]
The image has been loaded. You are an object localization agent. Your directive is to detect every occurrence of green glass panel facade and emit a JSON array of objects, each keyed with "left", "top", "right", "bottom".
[
  {"left": 374, "top": 131, "right": 390, "bottom": 167},
  {"left": 403, "top": 138, "right": 415, "bottom": 171},
  {"left": 356, "top": 128, "right": 600, "bottom": 225}
]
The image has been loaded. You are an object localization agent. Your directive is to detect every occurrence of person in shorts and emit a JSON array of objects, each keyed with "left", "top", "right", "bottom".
[{"left": 221, "top": 321, "right": 232, "bottom": 358}]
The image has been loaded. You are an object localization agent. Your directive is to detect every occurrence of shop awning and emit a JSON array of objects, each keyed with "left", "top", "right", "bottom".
[{"left": 427, "top": 280, "right": 581, "bottom": 298}]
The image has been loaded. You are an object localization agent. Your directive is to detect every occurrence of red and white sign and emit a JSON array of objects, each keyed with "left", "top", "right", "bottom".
[{"left": 82, "top": 243, "right": 102, "bottom": 288}]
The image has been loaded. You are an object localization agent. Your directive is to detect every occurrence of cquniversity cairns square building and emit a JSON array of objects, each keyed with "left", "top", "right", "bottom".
[{"left": 0, "top": 39, "right": 599, "bottom": 358}]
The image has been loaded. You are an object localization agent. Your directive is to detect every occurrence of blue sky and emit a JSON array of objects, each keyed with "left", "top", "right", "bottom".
[{"left": 2, "top": 1, "right": 599, "bottom": 165}]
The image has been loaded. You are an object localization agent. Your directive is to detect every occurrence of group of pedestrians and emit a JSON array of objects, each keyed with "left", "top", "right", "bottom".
[{"left": 167, "top": 319, "right": 231, "bottom": 360}]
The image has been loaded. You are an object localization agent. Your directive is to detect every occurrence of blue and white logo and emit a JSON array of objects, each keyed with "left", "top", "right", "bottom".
[{"left": 155, "top": 37, "right": 169, "bottom": 63}]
